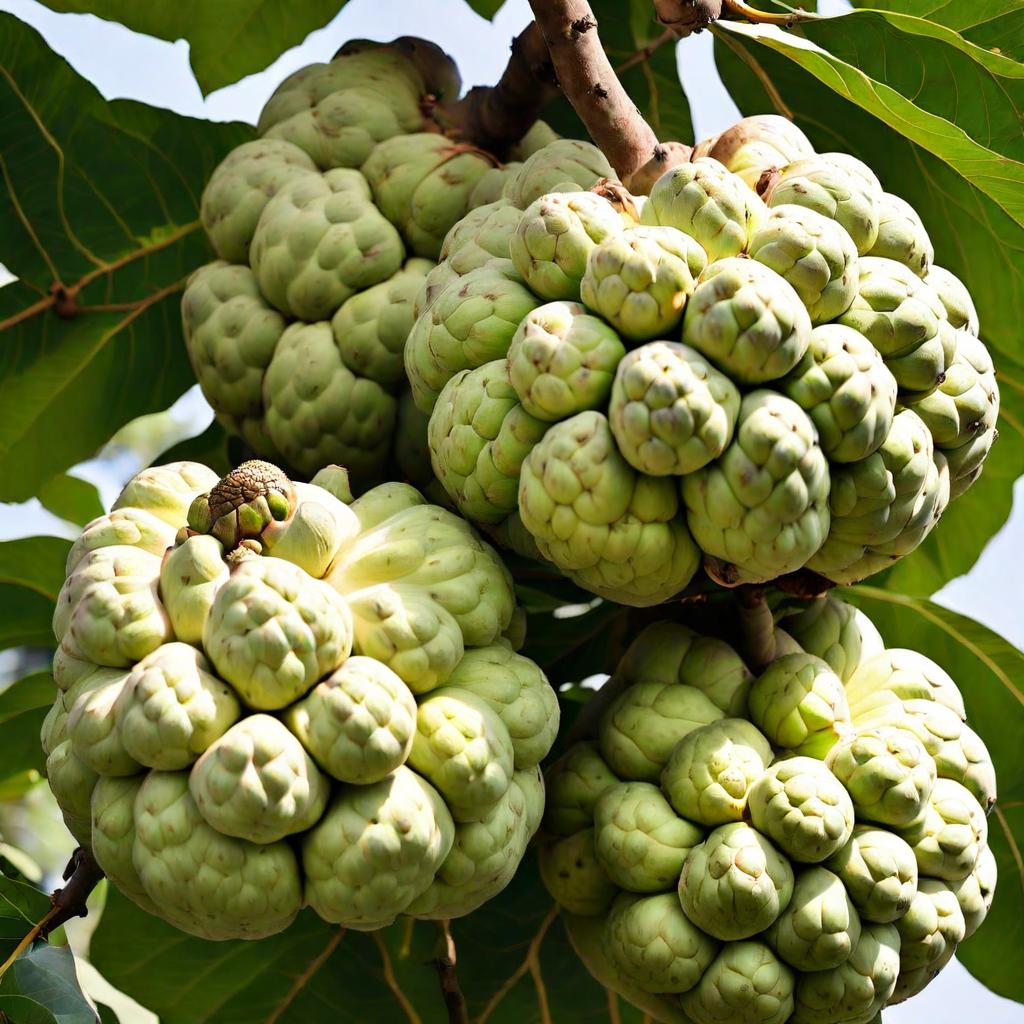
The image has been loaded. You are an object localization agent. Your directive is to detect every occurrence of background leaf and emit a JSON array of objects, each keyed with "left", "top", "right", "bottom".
[
  {"left": 36, "top": 477, "right": 104, "bottom": 529},
  {"left": 0, "top": 15, "right": 251, "bottom": 502},
  {"left": 91, "top": 857, "right": 643, "bottom": 1024},
  {"left": 30, "top": 2, "right": 346, "bottom": 94}
]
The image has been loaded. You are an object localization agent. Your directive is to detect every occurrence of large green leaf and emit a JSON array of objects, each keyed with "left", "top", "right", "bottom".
[
  {"left": 0, "top": 538, "right": 69, "bottom": 651},
  {"left": 713, "top": 13, "right": 1024, "bottom": 592},
  {"left": 0, "top": 15, "right": 251, "bottom": 502},
  {"left": 0, "top": 944, "right": 99, "bottom": 1024},
  {"left": 849, "top": 1, "right": 1024, "bottom": 61},
  {"left": 0, "top": 673, "right": 55, "bottom": 788},
  {"left": 91, "top": 856, "right": 643, "bottom": 1024},
  {"left": 37, "top": 475, "right": 104, "bottom": 528},
  {"left": 32, "top": 2, "right": 345, "bottom": 94},
  {"left": 847, "top": 587, "right": 1024, "bottom": 1002}
]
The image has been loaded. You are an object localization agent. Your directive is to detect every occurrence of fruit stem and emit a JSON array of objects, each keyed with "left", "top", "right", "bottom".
[
  {"left": 734, "top": 586, "right": 777, "bottom": 671},
  {"left": 434, "top": 921, "right": 469, "bottom": 1024}
]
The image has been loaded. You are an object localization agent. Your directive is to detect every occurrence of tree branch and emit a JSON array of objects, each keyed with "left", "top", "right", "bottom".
[
  {"left": 436, "top": 23, "right": 560, "bottom": 157},
  {"left": 434, "top": 921, "right": 469, "bottom": 1024},
  {"left": 0, "top": 849, "right": 104, "bottom": 981},
  {"left": 527, "top": 1, "right": 664, "bottom": 187}
]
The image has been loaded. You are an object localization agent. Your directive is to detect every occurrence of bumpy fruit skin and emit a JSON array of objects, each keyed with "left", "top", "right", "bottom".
[
  {"left": 539, "top": 829, "right": 619, "bottom": 916},
  {"left": 540, "top": 603, "right": 995, "bottom": 1021},
  {"left": 762, "top": 154, "right": 882, "bottom": 255},
  {"left": 747, "top": 757, "right": 855, "bottom": 863},
  {"left": 661, "top": 719, "right": 771, "bottom": 825},
  {"left": 361, "top": 133, "right": 496, "bottom": 258},
  {"left": 781, "top": 595, "right": 885, "bottom": 683},
  {"left": 702, "top": 113, "right": 814, "bottom": 189},
  {"left": 790, "top": 922, "right": 900, "bottom": 1023},
  {"left": 642, "top": 157, "right": 766, "bottom": 262},
  {"left": 766, "top": 867, "right": 862, "bottom": 971},
  {"left": 682, "top": 258, "right": 812, "bottom": 385},
  {"left": 809, "top": 409, "right": 950, "bottom": 585},
  {"left": 868, "top": 192, "right": 934, "bottom": 277},
  {"left": 604, "top": 892, "right": 719, "bottom": 994},
  {"left": 200, "top": 140, "right": 320, "bottom": 263},
  {"left": 303, "top": 766, "right": 454, "bottom": 929},
  {"left": 428, "top": 359, "right": 547, "bottom": 524},
  {"left": 748, "top": 204, "right": 859, "bottom": 324},
  {"left": 682, "top": 391, "right": 831, "bottom": 585},
  {"left": 678, "top": 822, "right": 795, "bottom": 941},
  {"left": 837, "top": 257, "right": 956, "bottom": 399},
  {"left": 782, "top": 324, "right": 897, "bottom": 464},
  {"left": 580, "top": 226, "right": 708, "bottom": 341},
  {"left": 262, "top": 321, "right": 399, "bottom": 484},
  {"left": 250, "top": 169, "right": 404, "bottom": 321},
  {"left": 826, "top": 727, "right": 936, "bottom": 827},
  {"left": 748, "top": 654, "right": 851, "bottom": 755},
  {"left": 503, "top": 139, "right": 616, "bottom": 209},
  {"left": 827, "top": 825, "right": 919, "bottom": 924},
  {"left": 518, "top": 411, "right": 701, "bottom": 606},
  {"left": 415, "top": 127, "right": 993, "bottom": 601},
  {"left": 510, "top": 191, "right": 625, "bottom": 300},
  {"left": 682, "top": 940, "right": 794, "bottom": 1024},
  {"left": 594, "top": 782, "right": 703, "bottom": 892},
  {"left": 406, "top": 261, "right": 541, "bottom": 412},
  {"left": 46, "top": 460, "right": 556, "bottom": 940},
  {"left": 508, "top": 302, "right": 625, "bottom": 421},
  {"left": 608, "top": 342, "right": 740, "bottom": 476}
]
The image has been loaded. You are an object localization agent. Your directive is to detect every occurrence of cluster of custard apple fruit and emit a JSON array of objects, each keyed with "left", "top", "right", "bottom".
[
  {"left": 181, "top": 36, "right": 567, "bottom": 489},
  {"left": 540, "top": 594, "right": 996, "bottom": 1024},
  {"left": 410, "top": 114, "right": 999, "bottom": 605},
  {"left": 43, "top": 458, "right": 558, "bottom": 939}
]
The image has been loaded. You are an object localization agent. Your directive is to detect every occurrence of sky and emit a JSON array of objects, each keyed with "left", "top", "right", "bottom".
[{"left": 0, "top": 0, "right": 1020, "bottom": 1021}]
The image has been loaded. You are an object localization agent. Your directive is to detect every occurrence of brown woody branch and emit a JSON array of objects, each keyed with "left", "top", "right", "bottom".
[
  {"left": 436, "top": 23, "right": 560, "bottom": 157},
  {"left": 434, "top": 921, "right": 469, "bottom": 1024},
  {"left": 0, "top": 849, "right": 104, "bottom": 981},
  {"left": 527, "top": 1, "right": 667, "bottom": 187}
]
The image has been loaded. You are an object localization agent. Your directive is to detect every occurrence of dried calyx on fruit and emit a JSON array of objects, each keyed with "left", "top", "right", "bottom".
[{"left": 46, "top": 459, "right": 557, "bottom": 939}]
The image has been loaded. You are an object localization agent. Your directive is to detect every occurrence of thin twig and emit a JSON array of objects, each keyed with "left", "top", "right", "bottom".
[
  {"left": 722, "top": 0, "right": 817, "bottom": 25},
  {"left": 528, "top": 1, "right": 661, "bottom": 184},
  {"left": 433, "top": 921, "right": 468, "bottom": 1024},
  {"left": 614, "top": 27, "right": 676, "bottom": 76},
  {"left": 0, "top": 848, "right": 104, "bottom": 981}
]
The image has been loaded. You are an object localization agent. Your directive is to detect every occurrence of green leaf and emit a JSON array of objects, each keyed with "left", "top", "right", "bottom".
[
  {"left": 0, "top": 538, "right": 69, "bottom": 651},
  {"left": 544, "top": 0, "right": 692, "bottom": 147},
  {"left": 0, "top": 673, "right": 55, "bottom": 788},
  {"left": 465, "top": 0, "right": 504, "bottom": 17},
  {"left": 848, "top": 1, "right": 1024, "bottom": 61},
  {"left": 5, "top": 944, "right": 98, "bottom": 1024},
  {"left": 31, "top": 2, "right": 346, "bottom": 94},
  {"left": 91, "top": 857, "right": 644, "bottom": 1024},
  {"left": 37, "top": 476, "right": 104, "bottom": 528},
  {"left": 0, "top": 15, "right": 252, "bottom": 503},
  {"left": 846, "top": 587, "right": 1024, "bottom": 1002},
  {"left": 0, "top": 674, "right": 56, "bottom": 726},
  {"left": 0, "top": 994, "right": 59, "bottom": 1024}
]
